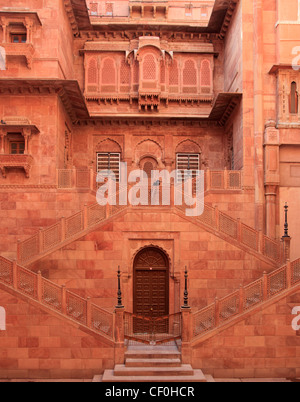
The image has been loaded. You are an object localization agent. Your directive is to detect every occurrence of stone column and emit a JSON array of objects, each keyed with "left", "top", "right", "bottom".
[
  {"left": 0, "top": 128, "right": 5, "bottom": 154},
  {"left": 265, "top": 185, "right": 277, "bottom": 239},
  {"left": 264, "top": 121, "right": 280, "bottom": 238}
]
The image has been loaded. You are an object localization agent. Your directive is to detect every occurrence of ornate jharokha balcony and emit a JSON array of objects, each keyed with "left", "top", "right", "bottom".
[
  {"left": 0, "top": 154, "right": 34, "bottom": 178},
  {"left": 2, "top": 43, "right": 35, "bottom": 69}
]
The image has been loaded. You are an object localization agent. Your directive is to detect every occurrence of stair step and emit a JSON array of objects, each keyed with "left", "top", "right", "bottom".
[
  {"left": 125, "top": 350, "right": 181, "bottom": 360},
  {"left": 125, "top": 358, "right": 182, "bottom": 367},
  {"left": 102, "top": 369, "right": 207, "bottom": 383},
  {"left": 114, "top": 364, "right": 194, "bottom": 377}
]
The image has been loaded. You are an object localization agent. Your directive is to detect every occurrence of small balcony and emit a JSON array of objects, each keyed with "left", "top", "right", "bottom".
[
  {"left": 3, "top": 42, "right": 35, "bottom": 69},
  {"left": 0, "top": 154, "right": 34, "bottom": 178}
]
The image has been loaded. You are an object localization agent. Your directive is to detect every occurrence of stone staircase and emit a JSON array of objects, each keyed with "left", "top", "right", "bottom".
[{"left": 102, "top": 342, "right": 213, "bottom": 382}]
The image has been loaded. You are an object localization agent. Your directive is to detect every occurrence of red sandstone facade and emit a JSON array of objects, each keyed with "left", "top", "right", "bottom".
[{"left": 0, "top": 0, "right": 299, "bottom": 381}]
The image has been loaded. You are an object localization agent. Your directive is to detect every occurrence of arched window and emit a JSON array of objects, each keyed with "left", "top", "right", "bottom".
[
  {"left": 290, "top": 81, "right": 298, "bottom": 114},
  {"left": 169, "top": 59, "right": 179, "bottom": 93},
  {"left": 120, "top": 59, "right": 130, "bottom": 93},
  {"left": 101, "top": 58, "right": 116, "bottom": 85},
  {"left": 183, "top": 59, "right": 197, "bottom": 86},
  {"left": 87, "top": 58, "right": 98, "bottom": 84},
  {"left": 143, "top": 54, "right": 156, "bottom": 80},
  {"left": 200, "top": 59, "right": 212, "bottom": 92}
]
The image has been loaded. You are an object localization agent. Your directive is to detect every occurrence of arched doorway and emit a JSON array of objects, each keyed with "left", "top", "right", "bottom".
[{"left": 133, "top": 247, "right": 169, "bottom": 320}]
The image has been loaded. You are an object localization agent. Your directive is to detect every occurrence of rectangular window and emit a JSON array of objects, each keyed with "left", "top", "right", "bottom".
[
  {"left": 185, "top": 4, "right": 193, "bottom": 17},
  {"left": 10, "top": 141, "right": 25, "bottom": 155},
  {"left": 97, "top": 153, "right": 120, "bottom": 182},
  {"left": 8, "top": 133, "right": 25, "bottom": 155},
  {"left": 90, "top": 2, "right": 98, "bottom": 15},
  {"left": 176, "top": 153, "right": 200, "bottom": 180},
  {"left": 11, "top": 34, "right": 27, "bottom": 43},
  {"left": 105, "top": 2, "right": 113, "bottom": 16}
]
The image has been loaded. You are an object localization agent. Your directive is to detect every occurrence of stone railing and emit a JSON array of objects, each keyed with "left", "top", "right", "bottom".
[
  {"left": 0, "top": 256, "right": 115, "bottom": 342},
  {"left": 57, "top": 168, "right": 243, "bottom": 192},
  {"left": 192, "top": 259, "right": 300, "bottom": 342}
]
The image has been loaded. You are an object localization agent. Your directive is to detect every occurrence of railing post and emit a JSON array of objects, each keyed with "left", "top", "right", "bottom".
[
  {"left": 62, "top": 285, "right": 67, "bottom": 315},
  {"left": 206, "top": 169, "right": 211, "bottom": 191},
  {"left": 258, "top": 230, "right": 264, "bottom": 254},
  {"left": 72, "top": 168, "right": 76, "bottom": 189},
  {"left": 37, "top": 271, "right": 42, "bottom": 302},
  {"left": 215, "top": 205, "right": 220, "bottom": 230},
  {"left": 237, "top": 218, "right": 242, "bottom": 243},
  {"left": 239, "top": 285, "right": 244, "bottom": 313},
  {"left": 215, "top": 297, "right": 220, "bottom": 327},
  {"left": 61, "top": 217, "right": 66, "bottom": 242},
  {"left": 12, "top": 260, "right": 18, "bottom": 290},
  {"left": 263, "top": 271, "right": 268, "bottom": 301},
  {"left": 224, "top": 168, "right": 228, "bottom": 190},
  {"left": 38, "top": 228, "right": 44, "bottom": 253},
  {"left": 83, "top": 204, "right": 88, "bottom": 230},
  {"left": 86, "top": 297, "right": 92, "bottom": 328},
  {"left": 17, "top": 240, "right": 21, "bottom": 261},
  {"left": 286, "top": 259, "right": 292, "bottom": 289}
]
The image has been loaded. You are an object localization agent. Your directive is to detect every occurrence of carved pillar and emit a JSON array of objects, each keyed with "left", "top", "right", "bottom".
[
  {"left": 25, "top": 18, "right": 33, "bottom": 44},
  {"left": 264, "top": 121, "right": 280, "bottom": 238},
  {"left": 0, "top": 17, "right": 8, "bottom": 43},
  {"left": 265, "top": 185, "right": 277, "bottom": 239},
  {"left": 22, "top": 127, "right": 31, "bottom": 155},
  {"left": 0, "top": 128, "right": 5, "bottom": 154}
]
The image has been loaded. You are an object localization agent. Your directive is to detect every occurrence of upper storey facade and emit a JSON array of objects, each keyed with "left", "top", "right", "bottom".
[
  {"left": 0, "top": 0, "right": 75, "bottom": 79},
  {"left": 77, "top": 0, "right": 240, "bottom": 119},
  {"left": 87, "top": 0, "right": 214, "bottom": 28}
]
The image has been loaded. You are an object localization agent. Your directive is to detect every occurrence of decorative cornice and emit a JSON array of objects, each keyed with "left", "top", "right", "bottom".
[{"left": 0, "top": 79, "right": 89, "bottom": 124}]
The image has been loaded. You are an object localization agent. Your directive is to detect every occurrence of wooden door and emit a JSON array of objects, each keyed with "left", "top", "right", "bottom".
[{"left": 133, "top": 248, "right": 169, "bottom": 333}]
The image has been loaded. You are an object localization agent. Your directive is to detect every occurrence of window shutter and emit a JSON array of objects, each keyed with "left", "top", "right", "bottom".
[
  {"left": 176, "top": 153, "right": 200, "bottom": 179},
  {"left": 97, "top": 153, "right": 120, "bottom": 182}
]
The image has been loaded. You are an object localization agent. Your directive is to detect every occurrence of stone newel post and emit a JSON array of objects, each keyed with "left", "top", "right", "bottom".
[
  {"left": 282, "top": 203, "right": 291, "bottom": 263},
  {"left": 181, "top": 267, "right": 192, "bottom": 364},
  {"left": 114, "top": 267, "right": 125, "bottom": 364}
]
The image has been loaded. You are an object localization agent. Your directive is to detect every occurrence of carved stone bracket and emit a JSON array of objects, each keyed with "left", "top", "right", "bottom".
[{"left": 0, "top": 154, "right": 34, "bottom": 178}]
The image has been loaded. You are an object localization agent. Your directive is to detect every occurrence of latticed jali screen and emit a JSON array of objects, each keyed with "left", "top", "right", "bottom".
[
  {"left": 241, "top": 223, "right": 259, "bottom": 251},
  {"left": 193, "top": 305, "right": 215, "bottom": 337},
  {"left": 18, "top": 266, "right": 37, "bottom": 298},
  {"left": 65, "top": 212, "right": 84, "bottom": 240},
  {"left": 91, "top": 305, "right": 114, "bottom": 339},
  {"left": 0, "top": 257, "right": 13, "bottom": 285},
  {"left": 66, "top": 291, "right": 87, "bottom": 324},
  {"left": 58, "top": 169, "right": 73, "bottom": 189},
  {"left": 219, "top": 292, "right": 240, "bottom": 323},
  {"left": 87, "top": 203, "right": 106, "bottom": 227},
  {"left": 42, "top": 222, "right": 62, "bottom": 251},
  {"left": 267, "top": 267, "right": 287, "bottom": 298},
  {"left": 243, "top": 279, "right": 263, "bottom": 310},
  {"left": 18, "top": 234, "right": 39, "bottom": 262},
  {"left": 42, "top": 278, "right": 62, "bottom": 311},
  {"left": 263, "top": 236, "right": 280, "bottom": 262},
  {"left": 292, "top": 259, "right": 300, "bottom": 285},
  {"left": 219, "top": 212, "right": 238, "bottom": 239}
]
